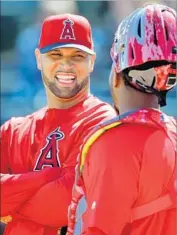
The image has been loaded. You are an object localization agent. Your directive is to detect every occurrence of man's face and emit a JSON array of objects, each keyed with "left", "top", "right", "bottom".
[{"left": 35, "top": 47, "right": 95, "bottom": 99}]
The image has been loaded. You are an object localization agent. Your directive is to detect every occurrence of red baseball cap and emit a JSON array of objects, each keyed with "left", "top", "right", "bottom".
[{"left": 38, "top": 14, "right": 95, "bottom": 55}]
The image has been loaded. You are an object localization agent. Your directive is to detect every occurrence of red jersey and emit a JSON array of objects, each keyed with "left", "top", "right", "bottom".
[
  {"left": 68, "top": 109, "right": 176, "bottom": 235},
  {"left": 0, "top": 95, "right": 117, "bottom": 235}
]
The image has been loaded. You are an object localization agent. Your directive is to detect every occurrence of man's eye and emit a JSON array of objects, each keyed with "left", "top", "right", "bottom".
[
  {"left": 51, "top": 53, "right": 62, "bottom": 56},
  {"left": 74, "top": 54, "right": 85, "bottom": 58}
]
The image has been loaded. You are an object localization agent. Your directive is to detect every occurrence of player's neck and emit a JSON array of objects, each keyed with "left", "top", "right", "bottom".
[
  {"left": 47, "top": 86, "right": 89, "bottom": 109},
  {"left": 118, "top": 91, "right": 160, "bottom": 115},
  {"left": 119, "top": 103, "right": 160, "bottom": 115}
]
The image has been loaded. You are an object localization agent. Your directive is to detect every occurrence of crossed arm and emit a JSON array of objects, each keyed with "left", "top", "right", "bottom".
[{"left": 1, "top": 156, "right": 75, "bottom": 228}]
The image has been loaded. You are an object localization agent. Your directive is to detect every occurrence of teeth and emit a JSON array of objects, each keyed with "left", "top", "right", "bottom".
[
  {"left": 58, "top": 79, "right": 74, "bottom": 83},
  {"left": 56, "top": 75, "right": 75, "bottom": 80}
]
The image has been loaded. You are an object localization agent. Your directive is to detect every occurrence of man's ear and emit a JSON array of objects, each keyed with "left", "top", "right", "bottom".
[
  {"left": 110, "top": 67, "right": 121, "bottom": 88},
  {"left": 89, "top": 54, "right": 96, "bottom": 73},
  {"left": 113, "top": 70, "right": 122, "bottom": 88},
  {"left": 35, "top": 48, "right": 42, "bottom": 71}
]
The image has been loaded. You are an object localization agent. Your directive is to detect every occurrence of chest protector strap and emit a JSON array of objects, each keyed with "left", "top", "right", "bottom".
[{"left": 80, "top": 120, "right": 122, "bottom": 173}]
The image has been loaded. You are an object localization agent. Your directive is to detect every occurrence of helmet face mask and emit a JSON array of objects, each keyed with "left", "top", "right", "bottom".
[{"left": 111, "top": 3, "right": 177, "bottom": 100}]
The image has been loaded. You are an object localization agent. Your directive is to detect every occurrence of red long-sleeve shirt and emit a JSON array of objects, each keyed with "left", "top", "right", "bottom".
[
  {"left": 82, "top": 124, "right": 176, "bottom": 235},
  {"left": 68, "top": 109, "right": 176, "bottom": 235},
  {"left": 0, "top": 95, "right": 116, "bottom": 235}
]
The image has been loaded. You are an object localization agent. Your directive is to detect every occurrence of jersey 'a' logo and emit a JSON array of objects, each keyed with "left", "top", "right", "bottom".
[
  {"left": 60, "top": 18, "right": 76, "bottom": 40},
  {"left": 34, "top": 128, "right": 65, "bottom": 171}
]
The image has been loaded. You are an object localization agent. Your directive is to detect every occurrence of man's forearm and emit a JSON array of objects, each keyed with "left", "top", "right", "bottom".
[
  {"left": 16, "top": 166, "right": 75, "bottom": 227},
  {"left": 1, "top": 167, "right": 61, "bottom": 216}
]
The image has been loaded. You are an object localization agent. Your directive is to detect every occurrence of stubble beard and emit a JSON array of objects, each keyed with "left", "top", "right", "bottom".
[{"left": 42, "top": 72, "right": 89, "bottom": 99}]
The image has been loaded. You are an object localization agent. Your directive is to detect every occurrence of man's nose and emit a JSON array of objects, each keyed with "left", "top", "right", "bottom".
[{"left": 59, "top": 58, "right": 74, "bottom": 70}]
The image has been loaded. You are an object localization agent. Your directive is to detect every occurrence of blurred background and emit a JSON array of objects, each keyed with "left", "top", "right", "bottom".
[{"left": 1, "top": 0, "right": 176, "bottom": 125}]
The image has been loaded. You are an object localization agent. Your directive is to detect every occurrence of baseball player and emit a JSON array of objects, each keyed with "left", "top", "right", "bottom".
[
  {"left": 0, "top": 14, "right": 116, "bottom": 235},
  {"left": 67, "top": 4, "right": 177, "bottom": 235}
]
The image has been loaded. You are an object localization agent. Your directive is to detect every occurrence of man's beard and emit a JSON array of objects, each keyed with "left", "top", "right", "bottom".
[{"left": 42, "top": 72, "right": 89, "bottom": 99}]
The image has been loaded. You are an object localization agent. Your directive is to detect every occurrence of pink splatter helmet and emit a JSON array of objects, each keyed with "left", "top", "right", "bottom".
[{"left": 111, "top": 4, "right": 177, "bottom": 101}]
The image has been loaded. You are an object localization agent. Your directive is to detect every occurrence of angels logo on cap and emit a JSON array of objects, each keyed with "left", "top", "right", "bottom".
[
  {"left": 60, "top": 18, "right": 76, "bottom": 40},
  {"left": 38, "top": 13, "right": 95, "bottom": 55}
]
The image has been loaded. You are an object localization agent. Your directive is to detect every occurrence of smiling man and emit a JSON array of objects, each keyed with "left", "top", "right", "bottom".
[
  {"left": 42, "top": 48, "right": 89, "bottom": 100},
  {"left": 0, "top": 14, "right": 116, "bottom": 235}
]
